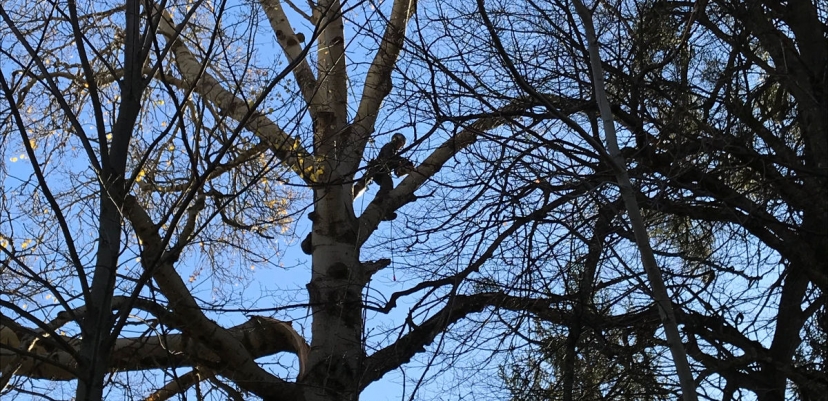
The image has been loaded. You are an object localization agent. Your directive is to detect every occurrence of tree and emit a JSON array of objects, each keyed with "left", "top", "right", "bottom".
[
  {"left": 446, "top": 0, "right": 825, "bottom": 400},
  {"left": 1, "top": 0, "right": 826, "bottom": 401},
  {"left": 1, "top": 0, "right": 548, "bottom": 400},
  {"left": 1, "top": 0, "right": 304, "bottom": 399}
]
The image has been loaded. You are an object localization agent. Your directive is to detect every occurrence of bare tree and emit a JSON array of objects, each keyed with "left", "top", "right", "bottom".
[
  {"left": 1, "top": 0, "right": 825, "bottom": 401},
  {"left": 1, "top": 0, "right": 555, "bottom": 400},
  {"left": 450, "top": 0, "right": 826, "bottom": 400}
]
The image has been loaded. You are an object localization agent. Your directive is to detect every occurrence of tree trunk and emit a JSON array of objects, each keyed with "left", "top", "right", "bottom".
[
  {"left": 571, "top": 1, "right": 698, "bottom": 400},
  {"left": 75, "top": 0, "right": 144, "bottom": 396},
  {"left": 301, "top": 182, "right": 364, "bottom": 400}
]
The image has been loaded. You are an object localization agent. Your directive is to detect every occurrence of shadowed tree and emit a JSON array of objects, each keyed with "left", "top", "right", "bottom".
[{"left": 443, "top": 0, "right": 826, "bottom": 400}]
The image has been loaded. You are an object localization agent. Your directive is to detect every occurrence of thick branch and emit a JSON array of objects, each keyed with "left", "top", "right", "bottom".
[
  {"left": 361, "top": 292, "right": 657, "bottom": 388},
  {"left": 571, "top": 1, "right": 697, "bottom": 398},
  {"left": 347, "top": 0, "right": 418, "bottom": 165},
  {"left": 314, "top": 0, "right": 347, "bottom": 123},
  {"left": 124, "top": 196, "right": 300, "bottom": 400},
  {"left": 259, "top": 0, "right": 318, "bottom": 110},
  {"left": 2, "top": 316, "right": 306, "bottom": 382},
  {"left": 154, "top": 3, "right": 315, "bottom": 182}
]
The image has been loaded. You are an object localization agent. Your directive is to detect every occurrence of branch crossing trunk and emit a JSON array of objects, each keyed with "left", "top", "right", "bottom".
[{"left": 572, "top": 1, "right": 698, "bottom": 400}]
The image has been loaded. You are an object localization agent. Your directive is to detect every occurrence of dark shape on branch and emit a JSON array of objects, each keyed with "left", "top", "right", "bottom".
[{"left": 302, "top": 134, "right": 411, "bottom": 254}]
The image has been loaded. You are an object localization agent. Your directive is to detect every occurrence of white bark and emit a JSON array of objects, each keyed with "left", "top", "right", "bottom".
[
  {"left": 259, "top": 0, "right": 319, "bottom": 109},
  {"left": 313, "top": 0, "right": 348, "bottom": 127},
  {"left": 347, "top": 0, "right": 418, "bottom": 165}
]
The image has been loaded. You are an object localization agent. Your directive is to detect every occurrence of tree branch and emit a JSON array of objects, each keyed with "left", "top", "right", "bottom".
[
  {"left": 124, "top": 196, "right": 300, "bottom": 400},
  {"left": 154, "top": 2, "right": 316, "bottom": 183},
  {"left": 361, "top": 292, "right": 658, "bottom": 388},
  {"left": 356, "top": 98, "right": 538, "bottom": 245},
  {"left": 145, "top": 368, "right": 207, "bottom": 401},
  {"left": 2, "top": 316, "right": 307, "bottom": 383},
  {"left": 259, "top": 0, "right": 319, "bottom": 110},
  {"left": 347, "top": 0, "right": 418, "bottom": 167}
]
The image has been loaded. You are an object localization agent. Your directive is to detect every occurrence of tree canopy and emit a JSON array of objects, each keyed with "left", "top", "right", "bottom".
[{"left": 0, "top": 0, "right": 825, "bottom": 401}]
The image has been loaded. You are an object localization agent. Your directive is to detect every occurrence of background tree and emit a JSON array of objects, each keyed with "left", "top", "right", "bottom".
[
  {"left": 414, "top": 0, "right": 825, "bottom": 399},
  {"left": 1, "top": 0, "right": 303, "bottom": 399}
]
